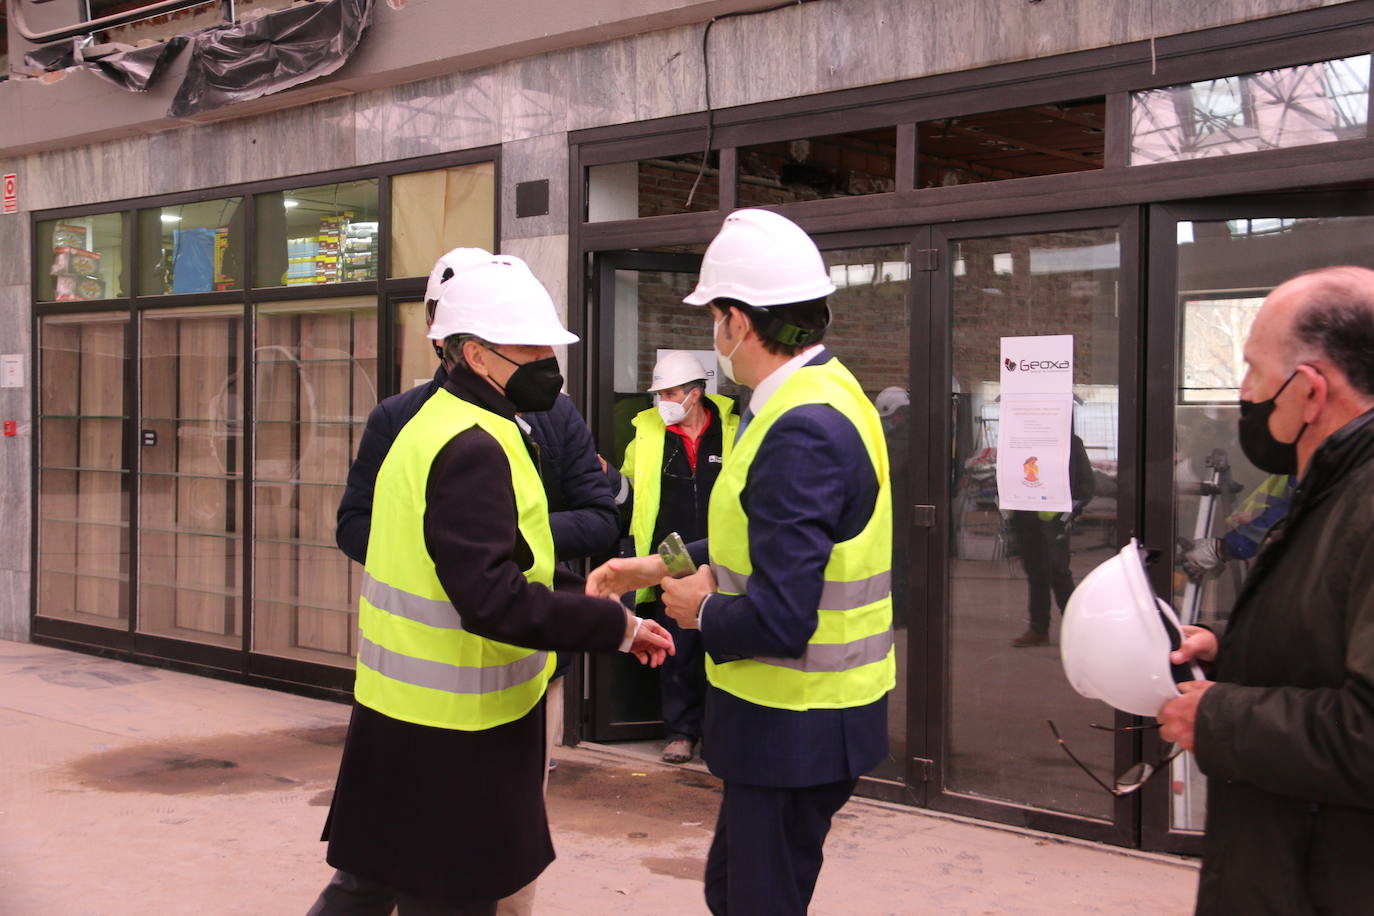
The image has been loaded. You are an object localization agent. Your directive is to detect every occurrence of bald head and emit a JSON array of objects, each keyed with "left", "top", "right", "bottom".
[{"left": 1270, "top": 266, "right": 1374, "bottom": 399}]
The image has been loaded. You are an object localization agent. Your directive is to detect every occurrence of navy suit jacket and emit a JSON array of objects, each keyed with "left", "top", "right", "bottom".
[{"left": 692, "top": 349, "right": 889, "bottom": 789}]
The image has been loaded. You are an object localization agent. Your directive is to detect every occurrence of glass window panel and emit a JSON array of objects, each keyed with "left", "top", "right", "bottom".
[
  {"left": 138, "top": 197, "right": 246, "bottom": 295},
  {"left": 137, "top": 305, "right": 244, "bottom": 648},
  {"left": 390, "top": 162, "right": 495, "bottom": 278},
  {"left": 1131, "top": 55, "right": 1371, "bottom": 164},
  {"left": 253, "top": 296, "right": 378, "bottom": 666},
  {"left": 823, "top": 245, "right": 911, "bottom": 782},
  {"left": 395, "top": 299, "right": 435, "bottom": 393},
  {"left": 918, "top": 99, "right": 1105, "bottom": 188},
  {"left": 947, "top": 228, "right": 1121, "bottom": 819},
  {"left": 1170, "top": 212, "right": 1374, "bottom": 831},
  {"left": 36, "top": 313, "right": 131, "bottom": 629},
  {"left": 255, "top": 179, "right": 380, "bottom": 288},
  {"left": 35, "top": 214, "right": 126, "bottom": 302},
  {"left": 738, "top": 128, "right": 897, "bottom": 206},
  {"left": 587, "top": 152, "right": 719, "bottom": 222}
]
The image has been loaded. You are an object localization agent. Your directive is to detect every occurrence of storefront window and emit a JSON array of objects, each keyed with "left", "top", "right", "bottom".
[
  {"left": 1131, "top": 55, "right": 1371, "bottom": 164},
  {"left": 390, "top": 162, "right": 495, "bottom": 278},
  {"left": 918, "top": 98, "right": 1105, "bottom": 188},
  {"left": 255, "top": 179, "right": 380, "bottom": 288},
  {"left": 738, "top": 129, "right": 897, "bottom": 206},
  {"left": 394, "top": 299, "right": 433, "bottom": 393},
  {"left": 137, "top": 305, "right": 245, "bottom": 648},
  {"left": 36, "top": 313, "right": 131, "bottom": 629},
  {"left": 946, "top": 228, "right": 1121, "bottom": 820},
  {"left": 252, "top": 297, "right": 377, "bottom": 666},
  {"left": 1169, "top": 212, "right": 1374, "bottom": 831},
  {"left": 138, "top": 197, "right": 246, "bottom": 295},
  {"left": 35, "top": 214, "right": 126, "bottom": 302},
  {"left": 587, "top": 152, "right": 720, "bottom": 222}
]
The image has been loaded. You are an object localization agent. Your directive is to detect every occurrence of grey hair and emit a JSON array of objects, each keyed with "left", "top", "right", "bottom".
[{"left": 442, "top": 333, "right": 493, "bottom": 369}]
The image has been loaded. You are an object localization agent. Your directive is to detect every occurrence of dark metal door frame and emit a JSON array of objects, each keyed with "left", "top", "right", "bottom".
[{"left": 916, "top": 206, "right": 1145, "bottom": 848}]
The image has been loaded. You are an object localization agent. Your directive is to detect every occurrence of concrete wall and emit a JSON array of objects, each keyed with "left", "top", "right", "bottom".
[{"left": 0, "top": 0, "right": 1358, "bottom": 642}]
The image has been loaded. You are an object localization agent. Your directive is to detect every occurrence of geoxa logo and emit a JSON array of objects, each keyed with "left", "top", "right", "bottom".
[{"left": 1006, "top": 357, "right": 1070, "bottom": 372}]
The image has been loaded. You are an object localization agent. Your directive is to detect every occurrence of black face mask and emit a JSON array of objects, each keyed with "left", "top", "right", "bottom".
[
  {"left": 489, "top": 349, "right": 563, "bottom": 413},
  {"left": 1238, "top": 370, "right": 1307, "bottom": 474}
]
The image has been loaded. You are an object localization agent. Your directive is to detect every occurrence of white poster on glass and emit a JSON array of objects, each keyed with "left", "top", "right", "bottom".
[{"left": 996, "top": 335, "right": 1074, "bottom": 512}]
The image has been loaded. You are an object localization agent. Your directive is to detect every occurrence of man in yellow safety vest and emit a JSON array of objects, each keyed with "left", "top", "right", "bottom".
[
  {"left": 588, "top": 209, "right": 895, "bottom": 915},
  {"left": 310, "top": 254, "right": 673, "bottom": 916}
]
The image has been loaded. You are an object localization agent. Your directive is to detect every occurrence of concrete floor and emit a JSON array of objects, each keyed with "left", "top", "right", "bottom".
[{"left": 0, "top": 643, "right": 1199, "bottom": 915}]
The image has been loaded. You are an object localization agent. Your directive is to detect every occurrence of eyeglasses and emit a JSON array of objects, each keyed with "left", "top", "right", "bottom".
[{"left": 1046, "top": 719, "right": 1184, "bottom": 797}]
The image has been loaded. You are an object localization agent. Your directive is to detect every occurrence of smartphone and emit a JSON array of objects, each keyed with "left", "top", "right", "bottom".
[{"left": 658, "top": 532, "right": 696, "bottom": 579}]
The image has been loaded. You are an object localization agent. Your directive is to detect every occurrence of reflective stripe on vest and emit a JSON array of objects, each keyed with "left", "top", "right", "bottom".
[
  {"left": 705, "top": 357, "right": 895, "bottom": 712},
  {"left": 623, "top": 394, "right": 739, "bottom": 605},
  {"left": 354, "top": 388, "right": 555, "bottom": 731},
  {"left": 712, "top": 564, "right": 891, "bottom": 614}
]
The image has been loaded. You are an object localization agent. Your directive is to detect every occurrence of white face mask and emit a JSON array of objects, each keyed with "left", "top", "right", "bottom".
[
  {"left": 714, "top": 315, "right": 744, "bottom": 383},
  {"left": 656, "top": 389, "right": 694, "bottom": 425}
]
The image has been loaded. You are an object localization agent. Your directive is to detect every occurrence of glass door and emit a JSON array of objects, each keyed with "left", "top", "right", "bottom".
[
  {"left": 1142, "top": 191, "right": 1374, "bottom": 853},
  {"left": 920, "top": 210, "right": 1142, "bottom": 844}
]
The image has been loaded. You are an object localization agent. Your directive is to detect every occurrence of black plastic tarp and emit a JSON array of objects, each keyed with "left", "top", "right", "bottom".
[
  {"left": 85, "top": 37, "right": 189, "bottom": 92},
  {"left": 168, "top": 0, "right": 373, "bottom": 118}
]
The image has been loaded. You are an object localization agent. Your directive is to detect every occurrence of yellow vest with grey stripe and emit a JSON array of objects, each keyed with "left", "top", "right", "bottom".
[
  {"left": 620, "top": 394, "right": 740, "bottom": 605},
  {"left": 706, "top": 358, "right": 895, "bottom": 711},
  {"left": 354, "top": 387, "right": 555, "bottom": 731}
]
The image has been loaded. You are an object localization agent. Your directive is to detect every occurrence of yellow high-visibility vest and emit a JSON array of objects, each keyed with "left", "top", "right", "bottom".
[
  {"left": 620, "top": 394, "right": 738, "bottom": 605},
  {"left": 354, "top": 387, "right": 555, "bottom": 731},
  {"left": 706, "top": 359, "right": 895, "bottom": 711}
]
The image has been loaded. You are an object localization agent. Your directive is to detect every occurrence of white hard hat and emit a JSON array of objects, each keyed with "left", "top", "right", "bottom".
[
  {"left": 875, "top": 386, "right": 909, "bottom": 417},
  {"left": 428, "top": 255, "right": 578, "bottom": 346},
  {"left": 683, "top": 209, "right": 837, "bottom": 307},
  {"left": 424, "top": 247, "right": 492, "bottom": 307},
  {"left": 1060, "top": 539, "right": 1202, "bottom": 717},
  {"left": 648, "top": 351, "right": 708, "bottom": 392}
]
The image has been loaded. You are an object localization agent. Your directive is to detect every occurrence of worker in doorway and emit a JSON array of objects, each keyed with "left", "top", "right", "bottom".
[
  {"left": 587, "top": 209, "right": 895, "bottom": 915},
  {"left": 608, "top": 350, "right": 739, "bottom": 763},
  {"left": 309, "top": 255, "right": 673, "bottom": 916}
]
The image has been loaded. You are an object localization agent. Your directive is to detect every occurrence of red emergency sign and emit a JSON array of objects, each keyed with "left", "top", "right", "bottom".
[{"left": 2, "top": 174, "right": 15, "bottom": 214}]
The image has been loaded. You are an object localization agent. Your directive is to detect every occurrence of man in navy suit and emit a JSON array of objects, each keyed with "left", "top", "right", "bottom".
[{"left": 588, "top": 209, "right": 895, "bottom": 915}]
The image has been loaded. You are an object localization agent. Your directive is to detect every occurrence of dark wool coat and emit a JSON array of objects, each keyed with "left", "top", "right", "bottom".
[
  {"left": 1194, "top": 408, "right": 1374, "bottom": 915},
  {"left": 322, "top": 370, "right": 626, "bottom": 905}
]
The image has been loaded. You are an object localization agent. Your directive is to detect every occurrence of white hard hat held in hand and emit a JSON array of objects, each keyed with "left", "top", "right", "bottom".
[
  {"left": 683, "top": 208, "right": 837, "bottom": 308},
  {"left": 428, "top": 255, "right": 578, "bottom": 347},
  {"left": 424, "top": 247, "right": 492, "bottom": 308},
  {"left": 649, "top": 351, "right": 709, "bottom": 392},
  {"left": 1060, "top": 539, "right": 1205, "bottom": 717}
]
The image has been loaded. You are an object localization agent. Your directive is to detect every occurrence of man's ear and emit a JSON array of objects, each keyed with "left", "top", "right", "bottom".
[
  {"left": 463, "top": 340, "right": 489, "bottom": 379},
  {"left": 1300, "top": 363, "right": 1329, "bottom": 423}
]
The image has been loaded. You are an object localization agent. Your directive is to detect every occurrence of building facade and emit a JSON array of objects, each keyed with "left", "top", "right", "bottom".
[{"left": 4, "top": 0, "right": 1374, "bottom": 856}]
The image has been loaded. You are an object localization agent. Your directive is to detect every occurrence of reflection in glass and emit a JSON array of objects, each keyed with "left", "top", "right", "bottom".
[
  {"left": 138, "top": 197, "right": 246, "bottom": 295},
  {"left": 822, "top": 245, "right": 911, "bottom": 781},
  {"left": 738, "top": 129, "right": 897, "bottom": 206},
  {"left": 255, "top": 180, "right": 380, "bottom": 287},
  {"left": 918, "top": 99, "right": 1105, "bottom": 188},
  {"left": 1131, "top": 55, "right": 1371, "bottom": 164},
  {"left": 1169, "top": 212, "right": 1374, "bottom": 830},
  {"left": 390, "top": 163, "right": 495, "bottom": 278},
  {"left": 36, "top": 313, "right": 131, "bottom": 629},
  {"left": 253, "top": 297, "right": 377, "bottom": 666},
  {"left": 35, "top": 214, "right": 126, "bottom": 302},
  {"left": 138, "top": 305, "right": 244, "bottom": 648},
  {"left": 947, "top": 228, "right": 1120, "bottom": 819},
  {"left": 587, "top": 153, "right": 720, "bottom": 222}
]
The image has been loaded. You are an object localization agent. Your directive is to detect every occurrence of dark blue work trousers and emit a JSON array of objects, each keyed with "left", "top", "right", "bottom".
[
  {"left": 656, "top": 604, "right": 706, "bottom": 740},
  {"left": 704, "top": 778, "right": 857, "bottom": 915}
]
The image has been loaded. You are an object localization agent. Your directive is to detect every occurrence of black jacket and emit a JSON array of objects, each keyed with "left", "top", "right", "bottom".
[
  {"left": 1193, "top": 408, "right": 1374, "bottom": 915},
  {"left": 336, "top": 365, "right": 619, "bottom": 564}
]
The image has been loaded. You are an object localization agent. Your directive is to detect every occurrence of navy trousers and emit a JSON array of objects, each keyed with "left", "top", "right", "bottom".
[
  {"left": 656, "top": 604, "right": 706, "bottom": 740},
  {"left": 704, "top": 778, "right": 857, "bottom": 915}
]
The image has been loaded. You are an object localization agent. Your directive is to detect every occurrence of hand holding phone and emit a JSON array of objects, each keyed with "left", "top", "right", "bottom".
[{"left": 658, "top": 532, "right": 696, "bottom": 579}]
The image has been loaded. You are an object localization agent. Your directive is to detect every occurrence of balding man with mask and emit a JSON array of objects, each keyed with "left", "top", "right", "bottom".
[{"left": 1160, "top": 265, "right": 1374, "bottom": 915}]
